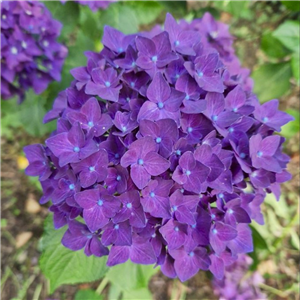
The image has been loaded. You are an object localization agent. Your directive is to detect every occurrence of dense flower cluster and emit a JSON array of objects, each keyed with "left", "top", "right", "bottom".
[
  {"left": 213, "top": 254, "right": 266, "bottom": 300},
  {"left": 61, "top": 1, "right": 113, "bottom": 11},
  {"left": 24, "top": 13, "right": 293, "bottom": 282},
  {"left": 1, "top": 1, "right": 67, "bottom": 102}
]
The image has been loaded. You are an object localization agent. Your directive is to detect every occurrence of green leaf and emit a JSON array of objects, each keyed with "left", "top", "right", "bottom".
[
  {"left": 273, "top": 20, "right": 300, "bottom": 53},
  {"left": 291, "top": 53, "right": 300, "bottom": 84},
  {"left": 105, "top": 261, "right": 158, "bottom": 292},
  {"left": 213, "top": 0, "right": 251, "bottom": 18},
  {"left": 108, "top": 283, "right": 122, "bottom": 300},
  {"left": 250, "top": 225, "right": 269, "bottom": 250},
  {"left": 159, "top": 1, "right": 187, "bottom": 16},
  {"left": 264, "top": 193, "right": 289, "bottom": 219},
  {"left": 281, "top": 1, "right": 300, "bottom": 12},
  {"left": 290, "top": 230, "right": 300, "bottom": 250},
  {"left": 75, "top": 289, "right": 103, "bottom": 300},
  {"left": 261, "top": 32, "right": 290, "bottom": 58},
  {"left": 100, "top": 3, "right": 139, "bottom": 34},
  {"left": 252, "top": 62, "right": 292, "bottom": 102},
  {"left": 125, "top": 1, "right": 163, "bottom": 26},
  {"left": 123, "top": 288, "right": 152, "bottom": 300},
  {"left": 1, "top": 91, "right": 55, "bottom": 138},
  {"left": 39, "top": 216, "right": 108, "bottom": 293},
  {"left": 79, "top": 7, "right": 103, "bottom": 41},
  {"left": 249, "top": 224, "right": 270, "bottom": 270},
  {"left": 281, "top": 109, "right": 300, "bottom": 138},
  {"left": 43, "top": 1, "right": 80, "bottom": 38}
]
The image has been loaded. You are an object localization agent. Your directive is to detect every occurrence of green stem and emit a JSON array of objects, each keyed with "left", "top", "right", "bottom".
[
  {"left": 260, "top": 283, "right": 290, "bottom": 298},
  {"left": 96, "top": 277, "right": 109, "bottom": 295}
]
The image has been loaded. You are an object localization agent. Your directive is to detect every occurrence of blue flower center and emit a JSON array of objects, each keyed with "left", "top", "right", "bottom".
[
  {"left": 11, "top": 47, "right": 18, "bottom": 54},
  {"left": 88, "top": 121, "right": 94, "bottom": 127},
  {"left": 257, "top": 151, "right": 263, "bottom": 157},
  {"left": 212, "top": 115, "right": 218, "bottom": 121},
  {"left": 126, "top": 203, "right": 132, "bottom": 209},
  {"left": 89, "top": 166, "right": 95, "bottom": 172},
  {"left": 126, "top": 97, "right": 130, "bottom": 102},
  {"left": 187, "top": 127, "right": 193, "bottom": 133},
  {"left": 105, "top": 81, "right": 111, "bottom": 87},
  {"left": 131, "top": 61, "right": 136, "bottom": 67},
  {"left": 69, "top": 184, "right": 75, "bottom": 190},
  {"left": 86, "top": 234, "right": 93, "bottom": 239},
  {"left": 211, "top": 214, "right": 216, "bottom": 219},
  {"left": 116, "top": 175, "right": 121, "bottom": 181},
  {"left": 114, "top": 224, "right": 119, "bottom": 230},
  {"left": 176, "top": 150, "right": 181, "bottom": 156},
  {"left": 156, "top": 137, "right": 162, "bottom": 143},
  {"left": 121, "top": 126, "right": 127, "bottom": 132},
  {"left": 228, "top": 127, "right": 234, "bottom": 133},
  {"left": 198, "top": 71, "right": 204, "bottom": 77},
  {"left": 98, "top": 199, "right": 103, "bottom": 206},
  {"left": 138, "top": 158, "right": 144, "bottom": 165},
  {"left": 173, "top": 205, "right": 178, "bottom": 211},
  {"left": 118, "top": 47, "right": 123, "bottom": 53},
  {"left": 150, "top": 192, "right": 155, "bottom": 198},
  {"left": 73, "top": 146, "right": 80, "bottom": 152},
  {"left": 212, "top": 228, "right": 218, "bottom": 234},
  {"left": 185, "top": 94, "right": 190, "bottom": 100},
  {"left": 151, "top": 55, "right": 158, "bottom": 62},
  {"left": 240, "top": 152, "right": 246, "bottom": 159},
  {"left": 262, "top": 117, "right": 269, "bottom": 122},
  {"left": 186, "top": 170, "right": 191, "bottom": 176},
  {"left": 233, "top": 107, "right": 238, "bottom": 112},
  {"left": 130, "top": 82, "right": 135, "bottom": 88},
  {"left": 115, "top": 153, "right": 120, "bottom": 158},
  {"left": 175, "top": 74, "right": 180, "bottom": 79},
  {"left": 157, "top": 102, "right": 164, "bottom": 109},
  {"left": 152, "top": 233, "right": 156, "bottom": 238},
  {"left": 228, "top": 209, "right": 234, "bottom": 214},
  {"left": 174, "top": 40, "right": 180, "bottom": 46},
  {"left": 192, "top": 223, "right": 197, "bottom": 229},
  {"left": 174, "top": 226, "right": 179, "bottom": 232},
  {"left": 219, "top": 193, "right": 224, "bottom": 199},
  {"left": 189, "top": 251, "right": 194, "bottom": 257}
]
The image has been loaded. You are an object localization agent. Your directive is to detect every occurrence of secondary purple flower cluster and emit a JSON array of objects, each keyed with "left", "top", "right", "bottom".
[
  {"left": 61, "top": 1, "right": 113, "bottom": 11},
  {"left": 1, "top": 1, "right": 67, "bottom": 102},
  {"left": 213, "top": 254, "right": 266, "bottom": 300},
  {"left": 24, "top": 13, "right": 293, "bottom": 281}
]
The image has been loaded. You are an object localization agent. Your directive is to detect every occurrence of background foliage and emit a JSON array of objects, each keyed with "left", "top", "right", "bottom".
[{"left": 1, "top": 1, "right": 299, "bottom": 300}]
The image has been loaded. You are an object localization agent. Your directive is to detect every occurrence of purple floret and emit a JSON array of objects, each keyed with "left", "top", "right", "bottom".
[
  {"left": 24, "top": 12, "right": 293, "bottom": 283},
  {"left": 61, "top": 0, "right": 114, "bottom": 12},
  {"left": 1, "top": 1, "right": 67, "bottom": 102}
]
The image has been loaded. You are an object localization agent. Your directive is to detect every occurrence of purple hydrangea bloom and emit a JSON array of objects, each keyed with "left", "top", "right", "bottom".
[
  {"left": 212, "top": 254, "right": 266, "bottom": 300},
  {"left": 1, "top": 1, "right": 67, "bottom": 102},
  {"left": 61, "top": 1, "right": 114, "bottom": 12},
  {"left": 25, "top": 12, "right": 293, "bottom": 282}
]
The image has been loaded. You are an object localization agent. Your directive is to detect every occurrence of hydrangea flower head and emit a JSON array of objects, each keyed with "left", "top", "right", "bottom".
[
  {"left": 1, "top": 1, "right": 68, "bottom": 102},
  {"left": 25, "top": 12, "right": 293, "bottom": 282},
  {"left": 61, "top": 1, "right": 114, "bottom": 11}
]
